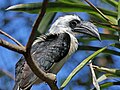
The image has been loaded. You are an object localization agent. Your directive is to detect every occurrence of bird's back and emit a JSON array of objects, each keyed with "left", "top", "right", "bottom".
[{"left": 14, "top": 33, "right": 72, "bottom": 90}]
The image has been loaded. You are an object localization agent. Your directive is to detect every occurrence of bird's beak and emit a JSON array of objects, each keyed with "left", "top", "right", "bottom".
[{"left": 73, "top": 21, "right": 101, "bottom": 41}]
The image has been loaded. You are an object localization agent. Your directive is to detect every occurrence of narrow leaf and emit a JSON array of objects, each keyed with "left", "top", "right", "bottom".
[
  {"left": 6, "top": 2, "right": 117, "bottom": 18},
  {"left": 100, "top": 82, "right": 120, "bottom": 89},
  {"left": 90, "top": 62, "right": 100, "bottom": 90},
  {"left": 93, "top": 65, "right": 120, "bottom": 76},
  {"left": 90, "top": 12, "right": 117, "bottom": 25},
  {"left": 118, "top": 0, "right": 120, "bottom": 21},
  {"left": 97, "top": 74, "right": 118, "bottom": 83},
  {"left": 92, "top": 81, "right": 120, "bottom": 90},
  {"left": 78, "top": 45, "right": 120, "bottom": 56},
  {"left": 118, "top": 0, "right": 120, "bottom": 41},
  {"left": 60, "top": 45, "right": 109, "bottom": 89},
  {"left": 58, "top": 0, "right": 80, "bottom": 3},
  {"left": 79, "top": 33, "right": 119, "bottom": 42},
  {"left": 102, "top": 0, "right": 118, "bottom": 8},
  {"left": 36, "top": 12, "right": 56, "bottom": 35}
]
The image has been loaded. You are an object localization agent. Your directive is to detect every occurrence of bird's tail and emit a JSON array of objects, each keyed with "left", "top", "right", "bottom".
[
  {"left": 13, "top": 83, "right": 22, "bottom": 90},
  {"left": 13, "top": 83, "right": 31, "bottom": 90}
]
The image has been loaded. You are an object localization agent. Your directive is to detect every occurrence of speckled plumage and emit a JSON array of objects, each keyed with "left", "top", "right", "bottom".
[
  {"left": 13, "top": 15, "right": 100, "bottom": 90},
  {"left": 14, "top": 33, "right": 77, "bottom": 90}
]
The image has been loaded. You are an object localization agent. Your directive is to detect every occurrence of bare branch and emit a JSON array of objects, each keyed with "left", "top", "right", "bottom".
[
  {"left": 24, "top": 0, "right": 59, "bottom": 89},
  {"left": 111, "top": 25, "right": 120, "bottom": 31},
  {"left": 0, "top": 38, "right": 25, "bottom": 54},
  {"left": 85, "top": 0, "right": 113, "bottom": 24},
  {"left": 0, "top": 68, "right": 15, "bottom": 80},
  {"left": 0, "top": 0, "right": 59, "bottom": 89},
  {"left": 89, "top": 61, "right": 100, "bottom": 90},
  {"left": 24, "top": 53, "right": 58, "bottom": 90},
  {"left": 0, "top": 29, "right": 24, "bottom": 47},
  {"left": 90, "top": 20, "right": 120, "bottom": 31}
]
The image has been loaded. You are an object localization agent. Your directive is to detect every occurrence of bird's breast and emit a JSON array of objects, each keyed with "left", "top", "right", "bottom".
[{"left": 50, "top": 34, "right": 78, "bottom": 74}]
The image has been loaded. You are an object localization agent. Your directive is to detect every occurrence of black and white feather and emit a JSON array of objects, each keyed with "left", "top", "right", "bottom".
[{"left": 13, "top": 15, "right": 100, "bottom": 90}]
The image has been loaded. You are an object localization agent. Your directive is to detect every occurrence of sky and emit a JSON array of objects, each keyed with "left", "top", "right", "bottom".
[{"left": 0, "top": 0, "right": 120, "bottom": 90}]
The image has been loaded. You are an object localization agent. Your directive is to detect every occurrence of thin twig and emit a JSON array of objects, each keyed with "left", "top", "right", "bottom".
[
  {"left": 0, "top": 68, "right": 15, "bottom": 80},
  {"left": 85, "top": 0, "right": 113, "bottom": 24},
  {"left": 0, "top": 38, "right": 25, "bottom": 54},
  {"left": 89, "top": 61, "right": 100, "bottom": 90},
  {"left": 0, "top": 29, "right": 24, "bottom": 47},
  {"left": 90, "top": 20, "right": 120, "bottom": 31}
]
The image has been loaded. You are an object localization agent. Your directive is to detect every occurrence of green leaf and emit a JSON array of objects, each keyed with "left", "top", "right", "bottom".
[
  {"left": 117, "top": 0, "right": 120, "bottom": 41},
  {"left": 102, "top": 0, "right": 118, "bottom": 8},
  {"left": 60, "top": 45, "right": 109, "bottom": 89},
  {"left": 36, "top": 12, "right": 56, "bottom": 36},
  {"left": 79, "top": 33, "right": 119, "bottom": 43},
  {"left": 90, "top": 12, "right": 117, "bottom": 26},
  {"left": 92, "top": 81, "right": 120, "bottom": 90},
  {"left": 6, "top": 2, "right": 117, "bottom": 19},
  {"left": 91, "top": 73, "right": 118, "bottom": 89},
  {"left": 97, "top": 74, "right": 117, "bottom": 83},
  {"left": 93, "top": 65, "right": 120, "bottom": 76},
  {"left": 118, "top": 0, "right": 120, "bottom": 20},
  {"left": 58, "top": 0, "right": 80, "bottom": 3},
  {"left": 78, "top": 45, "right": 120, "bottom": 56},
  {"left": 100, "top": 82, "right": 120, "bottom": 89},
  {"left": 100, "top": 34, "right": 118, "bottom": 41}
]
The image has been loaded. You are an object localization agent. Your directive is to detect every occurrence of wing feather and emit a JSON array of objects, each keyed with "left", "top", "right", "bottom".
[{"left": 14, "top": 33, "right": 71, "bottom": 89}]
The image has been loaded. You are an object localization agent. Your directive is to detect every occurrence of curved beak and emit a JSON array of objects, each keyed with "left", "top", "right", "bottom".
[{"left": 73, "top": 21, "right": 101, "bottom": 41}]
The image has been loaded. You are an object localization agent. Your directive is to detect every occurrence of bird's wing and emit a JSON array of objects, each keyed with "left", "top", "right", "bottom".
[{"left": 14, "top": 33, "right": 71, "bottom": 90}]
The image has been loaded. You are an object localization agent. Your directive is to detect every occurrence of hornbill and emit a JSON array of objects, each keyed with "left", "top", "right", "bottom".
[{"left": 13, "top": 15, "right": 101, "bottom": 90}]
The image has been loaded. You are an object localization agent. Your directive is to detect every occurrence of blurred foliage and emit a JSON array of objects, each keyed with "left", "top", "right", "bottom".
[
  {"left": 1, "top": 0, "right": 120, "bottom": 90},
  {"left": 61, "top": 45, "right": 108, "bottom": 89},
  {"left": 0, "top": 71, "right": 5, "bottom": 78}
]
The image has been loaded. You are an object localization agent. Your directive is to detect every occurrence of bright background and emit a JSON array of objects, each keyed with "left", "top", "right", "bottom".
[{"left": 0, "top": 0, "right": 120, "bottom": 90}]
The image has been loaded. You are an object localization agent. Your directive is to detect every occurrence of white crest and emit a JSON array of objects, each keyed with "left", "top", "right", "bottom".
[{"left": 49, "top": 15, "right": 81, "bottom": 34}]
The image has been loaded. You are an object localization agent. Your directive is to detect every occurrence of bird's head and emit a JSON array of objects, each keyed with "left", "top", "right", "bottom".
[{"left": 49, "top": 15, "right": 101, "bottom": 40}]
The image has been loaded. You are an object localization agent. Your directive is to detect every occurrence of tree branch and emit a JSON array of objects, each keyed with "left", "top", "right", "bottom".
[
  {"left": 23, "top": 53, "right": 58, "bottom": 90},
  {"left": 0, "top": 68, "right": 15, "bottom": 80},
  {"left": 0, "top": 0, "right": 59, "bottom": 89},
  {"left": 85, "top": 0, "right": 113, "bottom": 24},
  {"left": 0, "top": 29, "right": 24, "bottom": 48},
  {"left": 26, "top": 0, "right": 48, "bottom": 49},
  {"left": 0, "top": 38, "right": 25, "bottom": 54},
  {"left": 89, "top": 61, "right": 100, "bottom": 90},
  {"left": 24, "top": 0, "right": 59, "bottom": 90}
]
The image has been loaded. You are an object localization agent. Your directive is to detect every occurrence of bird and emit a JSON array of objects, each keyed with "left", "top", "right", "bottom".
[{"left": 13, "top": 15, "right": 101, "bottom": 90}]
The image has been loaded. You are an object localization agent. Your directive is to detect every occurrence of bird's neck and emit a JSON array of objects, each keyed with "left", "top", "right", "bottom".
[
  {"left": 49, "top": 25, "right": 70, "bottom": 34},
  {"left": 49, "top": 26, "right": 78, "bottom": 47}
]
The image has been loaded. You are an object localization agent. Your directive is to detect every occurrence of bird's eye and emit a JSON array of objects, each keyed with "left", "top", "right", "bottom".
[{"left": 69, "top": 20, "right": 80, "bottom": 29}]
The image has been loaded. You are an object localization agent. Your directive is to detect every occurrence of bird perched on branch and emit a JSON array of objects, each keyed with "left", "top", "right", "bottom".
[{"left": 13, "top": 15, "right": 101, "bottom": 90}]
